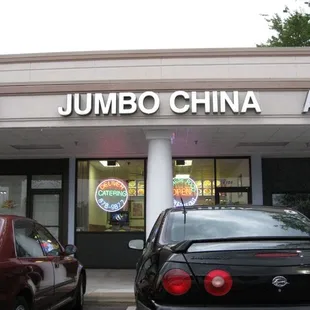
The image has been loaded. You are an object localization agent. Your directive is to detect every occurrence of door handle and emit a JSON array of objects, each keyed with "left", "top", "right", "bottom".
[{"left": 54, "top": 263, "right": 60, "bottom": 268}]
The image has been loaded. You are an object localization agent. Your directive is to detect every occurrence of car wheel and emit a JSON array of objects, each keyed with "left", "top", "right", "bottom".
[
  {"left": 72, "top": 274, "right": 84, "bottom": 310},
  {"left": 14, "top": 296, "right": 29, "bottom": 310}
]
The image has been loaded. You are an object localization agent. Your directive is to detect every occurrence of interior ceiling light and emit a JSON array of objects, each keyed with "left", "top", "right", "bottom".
[
  {"left": 236, "top": 142, "right": 289, "bottom": 147},
  {"left": 175, "top": 160, "right": 192, "bottom": 166},
  {"left": 175, "top": 174, "right": 190, "bottom": 179},
  {"left": 11, "top": 144, "right": 63, "bottom": 150},
  {"left": 100, "top": 160, "right": 120, "bottom": 167}
]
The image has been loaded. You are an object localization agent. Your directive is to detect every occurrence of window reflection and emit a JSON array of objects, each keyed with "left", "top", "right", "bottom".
[
  {"left": 272, "top": 193, "right": 310, "bottom": 218},
  {"left": 161, "top": 209, "right": 310, "bottom": 244},
  {"left": 76, "top": 158, "right": 251, "bottom": 233},
  {"left": 173, "top": 158, "right": 250, "bottom": 206},
  {"left": 173, "top": 159, "right": 215, "bottom": 206},
  {"left": 76, "top": 160, "right": 145, "bottom": 232},
  {"left": 216, "top": 158, "right": 250, "bottom": 187},
  {"left": 0, "top": 176, "right": 27, "bottom": 216}
]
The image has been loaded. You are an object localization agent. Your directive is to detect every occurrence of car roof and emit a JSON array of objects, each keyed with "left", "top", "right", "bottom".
[{"left": 167, "top": 205, "right": 299, "bottom": 215}]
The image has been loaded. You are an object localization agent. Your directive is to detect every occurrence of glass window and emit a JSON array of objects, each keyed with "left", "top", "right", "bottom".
[
  {"left": 173, "top": 159, "right": 215, "bottom": 207},
  {"left": 0, "top": 176, "right": 27, "bottom": 216},
  {"left": 32, "top": 194, "right": 60, "bottom": 239},
  {"left": 31, "top": 175, "right": 62, "bottom": 189},
  {"left": 14, "top": 220, "right": 45, "bottom": 258},
  {"left": 147, "top": 211, "right": 165, "bottom": 244},
  {"left": 160, "top": 208, "right": 310, "bottom": 244},
  {"left": 216, "top": 158, "right": 250, "bottom": 187},
  {"left": 76, "top": 159, "right": 145, "bottom": 232},
  {"left": 218, "top": 192, "right": 249, "bottom": 205},
  {"left": 272, "top": 193, "right": 310, "bottom": 218},
  {"left": 35, "top": 224, "right": 61, "bottom": 256}
]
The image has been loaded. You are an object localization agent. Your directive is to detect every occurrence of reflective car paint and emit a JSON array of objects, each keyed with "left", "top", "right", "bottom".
[
  {"left": 133, "top": 206, "right": 310, "bottom": 309},
  {"left": 0, "top": 215, "right": 86, "bottom": 310}
]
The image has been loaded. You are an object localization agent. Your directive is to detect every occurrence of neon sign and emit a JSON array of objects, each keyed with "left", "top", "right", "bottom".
[
  {"left": 173, "top": 177, "right": 198, "bottom": 207},
  {"left": 95, "top": 178, "right": 129, "bottom": 212}
]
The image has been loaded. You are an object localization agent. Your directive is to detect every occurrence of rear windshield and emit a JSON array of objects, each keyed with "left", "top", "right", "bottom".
[{"left": 160, "top": 209, "right": 310, "bottom": 244}]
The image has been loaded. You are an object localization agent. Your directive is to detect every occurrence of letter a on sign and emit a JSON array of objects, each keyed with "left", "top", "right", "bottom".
[{"left": 303, "top": 90, "right": 310, "bottom": 113}]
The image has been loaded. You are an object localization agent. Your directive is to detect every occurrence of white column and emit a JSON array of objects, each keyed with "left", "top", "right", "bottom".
[
  {"left": 251, "top": 155, "right": 263, "bottom": 205},
  {"left": 145, "top": 130, "right": 173, "bottom": 238},
  {"left": 68, "top": 157, "right": 76, "bottom": 244}
]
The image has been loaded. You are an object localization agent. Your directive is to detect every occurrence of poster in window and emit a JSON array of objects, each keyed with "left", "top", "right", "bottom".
[{"left": 130, "top": 201, "right": 144, "bottom": 219}]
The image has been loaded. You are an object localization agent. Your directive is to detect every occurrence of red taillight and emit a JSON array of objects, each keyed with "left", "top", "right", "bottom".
[
  {"left": 255, "top": 253, "right": 298, "bottom": 258},
  {"left": 162, "top": 269, "right": 192, "bottom": 296},
  {"left": 204, "top": 270, "right": 233, "bottom": 296}
]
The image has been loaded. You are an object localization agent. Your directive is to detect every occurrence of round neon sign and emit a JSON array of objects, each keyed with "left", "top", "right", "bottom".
[
  {"left": 95, "top": 178, "right": 129, "bottom": 212},
  {"left": 173, "top": 177, "right": 198, "bottom": 207}
]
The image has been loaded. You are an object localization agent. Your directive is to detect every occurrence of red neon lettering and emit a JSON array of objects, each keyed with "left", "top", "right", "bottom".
[{"left": 173, "top": 187, "right": 193, "bottom": 196}]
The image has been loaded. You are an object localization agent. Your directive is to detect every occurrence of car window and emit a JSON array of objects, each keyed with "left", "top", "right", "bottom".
[
  {"left": 147, "top": 212, "right": 165, "bottom": 244},
  {"left": 160, "top": 208, "right": 310, "bottom": 244},
  {"left": 35, "top": 224, "right": 62, "bottom": 256},
  {"left": 14, "top": 220, "right": 45, "bottom": 258}
]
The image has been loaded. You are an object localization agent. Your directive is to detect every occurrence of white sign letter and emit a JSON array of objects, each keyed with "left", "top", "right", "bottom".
[
  {"left": 138, "top": 91, "right": 160, "bottom": 114},
  {"left": 119, "top": 92, "right": 137, "bottom": 114},
  {"left": 74, "top": 93, "right": 92, "bottom": 116},
  {"left": 220, "top": 91, "right": 239, "bottom": 114},
  {"left": 94, "top": 93, "right": 117, "bottom": 115},
  {"left": 59, "top": 94, "right": 73, "bottom": 116},
  {"left": 303, "top": 91, "right": 310, "bottom": 113},
  {"left": 212, "top": 91, "right": 219, "bottom": 113},
  {"left": 191, "top": 91, "right": 211, "bottom": 114},
  {"left": 241, "top": 91, "right": 261, "bottom": 114},
  {"left": 170, "top": 91, "right": 190, "bottom": 114}
]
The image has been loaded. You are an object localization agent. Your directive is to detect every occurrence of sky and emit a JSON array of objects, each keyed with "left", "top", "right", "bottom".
[{"left": 0, "top": 0, "right": 307, "bottom": 55}]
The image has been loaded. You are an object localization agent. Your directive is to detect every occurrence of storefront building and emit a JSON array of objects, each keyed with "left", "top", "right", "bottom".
[{"left": 1, "top": 47, "right": 310, "bottom": 268}]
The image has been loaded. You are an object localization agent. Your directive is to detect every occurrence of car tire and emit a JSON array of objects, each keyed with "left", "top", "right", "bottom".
[
  {"left": 72, "top": 274, "right": 84, "bottom": 310},
  {"left": 14, "top": 296, "right": 29, "bottom": 310}
]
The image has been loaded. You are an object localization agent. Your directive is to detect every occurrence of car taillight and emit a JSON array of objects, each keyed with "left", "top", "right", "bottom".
[
  {"left": 255, "top": 252, "right": 298, "bottom": 258},
  {"left": 204, "top": 269, "right": 233, "bottom": 296},
  {"left": 162, "top": 268, "right": 192, "bottom": 296}
]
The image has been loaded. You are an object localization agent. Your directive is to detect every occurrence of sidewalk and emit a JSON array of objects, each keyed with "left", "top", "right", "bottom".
[{"left": 85, "top": 269, "right": 135, "bottom": 303}]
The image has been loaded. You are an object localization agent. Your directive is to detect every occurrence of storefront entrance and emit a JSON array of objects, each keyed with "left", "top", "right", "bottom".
[
  {"left": 0, "top": 159, "right": 69, "bottom": 244},
  {"left": 75, "top": 157, "right": 252, "bottom": 269},
  {"left": 30, "top": 190, "right": 62, "bottom": 239},
  {"left": 215, "top": 187, "right": 251, "bottom": 205}
]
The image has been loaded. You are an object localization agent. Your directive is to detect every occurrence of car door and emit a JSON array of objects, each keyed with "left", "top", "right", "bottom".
[
  {"left": 35, "top": 223, "right": 78, "bottom": 303},
  {"left": 14, "top": 219, "right": 55, "bottom": 310}
]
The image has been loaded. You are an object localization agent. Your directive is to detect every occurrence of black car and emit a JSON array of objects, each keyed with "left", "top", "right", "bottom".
[{"left": 129, "top": 205, "right": 310, "bottom": 309}]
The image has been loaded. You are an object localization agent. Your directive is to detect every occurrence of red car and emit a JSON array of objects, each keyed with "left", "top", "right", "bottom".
[{"left": 0, "top": 215, "right": 86, "bottom": 310}]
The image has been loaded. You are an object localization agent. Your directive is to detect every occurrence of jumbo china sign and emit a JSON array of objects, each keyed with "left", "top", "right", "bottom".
[{"left": 58, "top": 91, "right": 261, "bottom": 116}]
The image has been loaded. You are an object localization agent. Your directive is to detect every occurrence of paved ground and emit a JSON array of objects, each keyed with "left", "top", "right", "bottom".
[
  {"left": 84, "top": 269, "right": 135, "bottom": 304},
  {"left": 84, "top": 305, "right": 135, "bottom": 310},
  {"left": 86, "top": 269, "right": 135, "bottom": 295}
]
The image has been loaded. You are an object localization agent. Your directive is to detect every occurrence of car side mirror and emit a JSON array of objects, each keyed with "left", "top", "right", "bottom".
[
  {"left": 128, "top": 239, "right": 144, "bottom": 250},
  {"left": 64, "top": 244, "right": 77, "bottom": 255}
]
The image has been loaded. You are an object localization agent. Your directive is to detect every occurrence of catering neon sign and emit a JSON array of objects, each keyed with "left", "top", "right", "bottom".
[
  {"left": 95, "top": 178, "right": 128, "bottom": 212},
  {"left": 173, "top": 177, "right": 198, "bottom": 207}
]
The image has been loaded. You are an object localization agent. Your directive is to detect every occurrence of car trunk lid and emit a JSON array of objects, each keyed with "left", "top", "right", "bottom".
[{"left": 179, "top": 237, "right": 310, "bottom": 305}]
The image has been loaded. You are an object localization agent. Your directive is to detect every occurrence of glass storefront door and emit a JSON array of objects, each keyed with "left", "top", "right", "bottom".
[
  {"left": 215, "top": 188, "right": 251, "bottom": 205},
  {"left": 30, "top": 190, "right": 61, "bottom": 239}
]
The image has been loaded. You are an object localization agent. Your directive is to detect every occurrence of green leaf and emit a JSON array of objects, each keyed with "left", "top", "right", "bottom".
[{"left": 258, "top": 7, "right": 310, "bottom": 47}]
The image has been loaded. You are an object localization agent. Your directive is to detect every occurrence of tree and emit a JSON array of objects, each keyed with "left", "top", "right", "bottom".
[{"left": 257, "top": 6, "right": 310, "bottom": 47}]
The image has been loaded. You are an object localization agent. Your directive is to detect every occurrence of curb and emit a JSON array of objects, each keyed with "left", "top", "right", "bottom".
[{"left": 85, "top": 292, "right": 135, "bottom": 304}]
